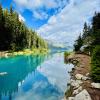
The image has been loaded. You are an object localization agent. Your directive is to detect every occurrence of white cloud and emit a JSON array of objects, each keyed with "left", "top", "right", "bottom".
[
  {"left": 13, "top": 0, "right": 41, "bottom": 9},
  {"left": 33, "top": 11, "right": 48, "bottom": 20},
  {"left": 37, "top": 53, "right": 74, "bottom": 92},
  {"left": 13, "top": 0, "right": 60, "bottom": 9},
  {"left": 37, "top": 0, "right": 100, "bottom": 46},
  {"left": 19, "top": 14, "right": 25, "bottom": 22},
  {"left": 13, "top": 0, "right": 60, "bottom": 20}
]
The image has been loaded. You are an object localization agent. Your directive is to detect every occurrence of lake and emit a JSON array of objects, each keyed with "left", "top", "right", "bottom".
[{"left": 0, "top": 52, "right": 73, "bottom": 100}]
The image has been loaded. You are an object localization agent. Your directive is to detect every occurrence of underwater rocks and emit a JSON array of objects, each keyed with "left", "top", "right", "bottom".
[{"left": 0, "top": 72, "right": 8, "bottom": 76}]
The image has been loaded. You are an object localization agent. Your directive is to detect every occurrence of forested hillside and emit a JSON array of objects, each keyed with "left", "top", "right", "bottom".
[
  {"left": 74, "top": 12, "right": 100, "bottom": 82},
  {"left": 0, "top": 4, "right": 47, "bottom": 51}
]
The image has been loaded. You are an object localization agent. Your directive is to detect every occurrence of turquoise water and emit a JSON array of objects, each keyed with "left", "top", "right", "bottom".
[{"left": 0, "top": 52, "right": 73, "bottom": 100}]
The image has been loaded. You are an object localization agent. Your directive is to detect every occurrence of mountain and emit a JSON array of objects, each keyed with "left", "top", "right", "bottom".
[{"left": 46, "top": 39, "right": 73, "bottom": 52}]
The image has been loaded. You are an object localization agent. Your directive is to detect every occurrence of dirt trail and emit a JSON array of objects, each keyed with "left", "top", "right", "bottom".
[
  {"left": 73, "top": 54, "right": 91, "bottom": 75},
  {"left": 73, "top": 54, "right": 100, "bottom": 100}
]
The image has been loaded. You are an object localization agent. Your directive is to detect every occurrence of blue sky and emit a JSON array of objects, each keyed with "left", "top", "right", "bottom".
[
  {"left": 0, "top": 0, "right": 68, "bottom": 29},
  {"left": 0, "top": 0, "right": 100, "bottom": 46}
]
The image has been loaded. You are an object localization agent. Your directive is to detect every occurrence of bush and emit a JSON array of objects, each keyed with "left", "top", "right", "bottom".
[
  {"left": 64, "top": 51, "right": 71, "bottom": 57},
  {"left": 91, "top": 45, "right": 100, "bottom": 82}
]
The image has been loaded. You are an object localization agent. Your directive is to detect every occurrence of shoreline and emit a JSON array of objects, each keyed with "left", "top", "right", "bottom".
[
  {"left": 64, "top": 53, "right": 100, "bottom": 100},
  {"left": 0, "top": 48, "right": 49, "bottom": 58}
]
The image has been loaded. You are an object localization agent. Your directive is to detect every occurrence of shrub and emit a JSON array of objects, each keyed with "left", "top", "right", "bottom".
[
  {"left": 64, "top": 51, "right": 71, "bottom": 57},
  {"left": 91, "top": 45, "right": 100, "bottom": 82}
]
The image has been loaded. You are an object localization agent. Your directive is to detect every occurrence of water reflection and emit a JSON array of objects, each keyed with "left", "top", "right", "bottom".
[
  {"left": 0, "top": 55, "right": 46, "bottom": 99},
  {"left": 0, "top": 52, "right": 74, "bottom": 100}
]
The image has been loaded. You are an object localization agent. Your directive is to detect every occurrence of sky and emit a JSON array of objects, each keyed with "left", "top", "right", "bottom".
[{"left": 0, "top": 0, "right": 100, "bottom": 46}]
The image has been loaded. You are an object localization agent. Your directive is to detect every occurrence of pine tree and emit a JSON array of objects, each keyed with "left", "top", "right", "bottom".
[
  {"left": 91, "top": 46, "right": 100, "bottom": 82},
  {"left": 82, "top": 22, "right": 90, "bottom": 39},
  {"left": 0, "top": 4, "right": 3, "bottom": 26},
  {"left": 74, "top": 34, "right": 83, "bottom": 52},
  {"left": 0, "top": 4, "right": 47, "bottom": 51},
  {"left": 10, "top": 5, "right": 13, "bottom": 15}
]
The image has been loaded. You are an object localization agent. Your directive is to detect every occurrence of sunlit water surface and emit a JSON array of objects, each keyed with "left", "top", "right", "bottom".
[{"left": 0, "top": 52, "right": 73, "bottom": 100}]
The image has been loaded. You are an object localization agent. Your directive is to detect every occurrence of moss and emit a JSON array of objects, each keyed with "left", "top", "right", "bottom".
[
  {"left": 65, "top": 85, "right": 73, "bottom": 98},
  {"left": 64, "top": 51, "right": 72, "bottom": 57}
]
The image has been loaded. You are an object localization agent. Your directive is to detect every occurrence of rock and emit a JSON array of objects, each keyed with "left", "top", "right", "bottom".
[
  {"left": 80, "top": 65, "right": 84, "bottom": 68},
  {"left": 86, "top": 73, "right": 89, "bottom": 76},
  {"left": 74, "top": 89, "right": 92, "bottom": 100},
  {"left": 70, "top": 79, "right": 83, "bottom": 89},
  {"left": 73, "top": 86, "right": 82, "bottom": 95},
  {"left": 0, "top": 72, "right": 8, "bottom": 76},
  {"left": 62, "top": 97, "right": 67, "bottom": 100},
  {"left": 68, "top": 97, "right": 74, "bottom": 100},
  {"left": 80, "top": 45, "right": 89, "bottom": 52},
  {"left": 75, "top": 74, "right": 89, "bottom": 81},
  {"left": 5, "top": 53, "right": 8, "bottom": 58},
  {"left": 91, "top": 83, "right": 100, "bottom": 89},
  {"left": 72, "top": 60, "right": 78, "bottom": 65},
  {"left": 82, "top": 76, "right": 89, "bottom": 81},
  {"left": 70, "top": 79, "right": 79, "bottom": 88},
  {"left": 75, "top": 74, "right": 84, "bottom": 80}
]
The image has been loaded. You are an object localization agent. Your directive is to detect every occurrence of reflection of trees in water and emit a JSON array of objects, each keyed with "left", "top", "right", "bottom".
[{"left": 0, "top": 54, "right": 46, "bottom": 99}]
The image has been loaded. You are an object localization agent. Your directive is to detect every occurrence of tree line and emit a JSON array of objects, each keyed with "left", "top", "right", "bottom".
[
  {"left": 0, "top": 4, "right": 47, "bottom": 51},
  {"left": 74, "top": 12, "right": 100, "bottom": 82}
]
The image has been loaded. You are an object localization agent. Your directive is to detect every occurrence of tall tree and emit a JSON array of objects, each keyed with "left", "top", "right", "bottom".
[
  {"left": 74, "top": 34, "right": 83, "bottom": 52},
  {"left": 10, "top": 5, "right": 13, "bottom": 15},
  {"left": 0, "top": 4, "right": 3, "bottom": 26},
  {"left": 0, "top": 4, "right": 47, "bottom": 51},
  {"left": 82, "top": 22, "right": 91, "bottom": 40},
  {"left": 91, "top": 13, "right": 100, "bottom": 46}
]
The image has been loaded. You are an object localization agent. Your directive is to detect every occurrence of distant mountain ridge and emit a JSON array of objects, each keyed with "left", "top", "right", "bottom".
[{"left": 46, "top": 39, "right": 73, "bottom": 52}]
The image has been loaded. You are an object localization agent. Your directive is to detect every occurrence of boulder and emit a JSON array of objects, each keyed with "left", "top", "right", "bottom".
[
  {"left": 71, "top": 81, "right": 79, "bottom": 88},
  {"left": 68, "top": 97, "right": 74, "bottom": 100},
  {"left": 91, "top": 83, "right": 100, "bottom": 89},
  {"left": 0, "top": 72, "right": 8, "bottom": 76},
  {"left": 4, "top": 53, "right": 8, "bottom": 58},
  {"left": 75, "top": 74, "right": 84, "bottom": 80},
  {"left": 74, "top": 89, "right": 92, "bottom": 100},
  {"left": 82, "top": 76, "right": 89, "bottom": 81},
  {"left": 86, "top": 73, "right": 89, "bottom": 77},
  {"left": 62, "top": 97, "right": 67, "bottom": 100},
  {"left": 73, "top": 86, "right": 82, "bottom": 95},
  {"left": 75, "top": 74, "right": 89, "bottom": 81},
  {"left": 70, "top": 79, "right": 83, "bottom": 89}
]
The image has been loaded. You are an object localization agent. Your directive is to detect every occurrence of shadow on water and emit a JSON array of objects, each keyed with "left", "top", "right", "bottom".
[{"left": 0, "top": 54, "right": 46, "bottom": 99}]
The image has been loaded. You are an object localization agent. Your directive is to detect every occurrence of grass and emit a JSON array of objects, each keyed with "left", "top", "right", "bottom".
[{"left": 64, "top": 51, "right": 71, "bottom": 57}]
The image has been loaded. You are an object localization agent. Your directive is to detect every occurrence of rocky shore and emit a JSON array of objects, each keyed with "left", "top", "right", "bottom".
[
  {"left": 0, "top": 49, "right": 49, "bottom": 58},
  {"left": 64, "top": 53, "right": 100, "bottom": 100}
]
